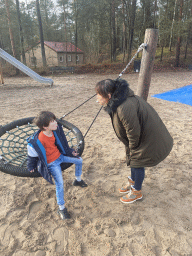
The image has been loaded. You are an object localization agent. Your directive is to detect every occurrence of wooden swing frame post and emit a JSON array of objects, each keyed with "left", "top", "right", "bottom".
[
  {"left": 0, "top": 62, "right": 4, "bottom": 85},
  {"left": 137, "top": 29, "right": 159, "bottom": 101}
]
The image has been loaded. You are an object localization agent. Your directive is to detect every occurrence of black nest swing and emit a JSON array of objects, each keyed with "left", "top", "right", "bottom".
[{"left": 0, "top": 117, "right": 84, "bottom": 178}]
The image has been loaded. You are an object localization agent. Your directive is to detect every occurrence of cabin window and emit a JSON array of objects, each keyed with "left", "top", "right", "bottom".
[
  {"left": 59, "top": 56, "right": 63, "bottom": 62},
  {"left": 68, "top": 55, "right": 72, "bottom": 62}
]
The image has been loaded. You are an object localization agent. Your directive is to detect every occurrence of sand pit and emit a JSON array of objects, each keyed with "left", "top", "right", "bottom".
[{"left": 0, "top": 71, "right": 192, "bottom": 256}]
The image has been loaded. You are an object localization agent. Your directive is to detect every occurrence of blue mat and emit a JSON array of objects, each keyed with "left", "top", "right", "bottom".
[{"left": 152, "top": 84, "right": 192, "bottom": 106}]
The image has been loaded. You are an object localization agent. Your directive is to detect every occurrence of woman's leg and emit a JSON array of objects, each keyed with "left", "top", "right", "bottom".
[
  {"left": 120, "top": 167, "right": 144, "bottom": 203},
  {"left": 131, "top": 168, "right": 136, "bottom": 182},
  {"left": 131, "top": 167, "right": 145, "bottom": 191}
]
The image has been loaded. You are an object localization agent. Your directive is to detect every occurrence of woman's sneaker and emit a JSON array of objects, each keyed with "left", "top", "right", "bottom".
[
  {"left": 119, "top": 177, "right": 135, "bottom": 193},
  {"left": 57, "top": 208, "right": 71, "bottom": 220},
  {"left": 120, "top": 187, "right": 142, "bottom": 204}
]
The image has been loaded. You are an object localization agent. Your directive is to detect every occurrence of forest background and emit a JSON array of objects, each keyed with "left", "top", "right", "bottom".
[{"left": 1, "top": 0, "right": 192, "bottom": 75}]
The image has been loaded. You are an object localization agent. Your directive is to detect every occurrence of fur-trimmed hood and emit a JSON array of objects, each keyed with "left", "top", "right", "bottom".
[{"left": 104, "top": 79, "right": 135, "bottom": 115}]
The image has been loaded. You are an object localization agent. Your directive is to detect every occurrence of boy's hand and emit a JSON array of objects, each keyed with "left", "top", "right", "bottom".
[
  {"left": 72, "top": 151, "right": 79, "bottom": 156},
  {"left": 30, "top": 169, "right": 35, "bottom": 173}
]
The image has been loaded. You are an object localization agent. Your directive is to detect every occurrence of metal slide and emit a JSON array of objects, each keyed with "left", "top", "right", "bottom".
[{"left": 0, "top": 48, "right": 53, "bottom": 86}]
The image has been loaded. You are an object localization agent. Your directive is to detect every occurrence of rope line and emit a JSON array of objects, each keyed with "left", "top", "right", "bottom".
[
  {"left": 83, "top": 106, "right": 103, "bottom": 139},
  {"left": 74, "top": 106, "right": 103, "bottom": 151},
  {"left": 60, "top": 94, "right": 96, "bottom": 119}
]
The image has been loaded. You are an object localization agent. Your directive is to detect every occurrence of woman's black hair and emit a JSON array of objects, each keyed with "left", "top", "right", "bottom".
[{"left": 95, "top": 79, "right": 117, "bottom": 98}]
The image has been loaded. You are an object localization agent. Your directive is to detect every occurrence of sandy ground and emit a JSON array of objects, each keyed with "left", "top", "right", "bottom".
[{"left": 0, "top": 71, "right": 192, "bottom": 256}]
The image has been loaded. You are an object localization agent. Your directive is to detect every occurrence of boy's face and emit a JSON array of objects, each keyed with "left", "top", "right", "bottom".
[{"left": 44, "top": 119, "right": 58, "bottom": 131}]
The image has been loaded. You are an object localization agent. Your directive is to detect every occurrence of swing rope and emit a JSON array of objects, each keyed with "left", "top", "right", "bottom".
[
  {"left": 60, "top": 93, "right": 100, "bottom": 144},
  {"left": 83, "top": 106, "right": 103, "bottom": 138},
  {"left": 60, "top": 93, "right": 96, "bottom": 119}
]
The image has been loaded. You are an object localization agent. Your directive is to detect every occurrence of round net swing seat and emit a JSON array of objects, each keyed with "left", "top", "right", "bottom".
[{"left": 0, "top": 117, "right": 84, "bottom": 178}]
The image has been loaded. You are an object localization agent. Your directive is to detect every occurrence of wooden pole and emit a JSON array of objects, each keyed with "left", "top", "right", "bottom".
[
  {"left": 136, "top": 29, "right": 158, "bottom": 101},
  {"left": 0, "top": 63, "right": 4, "bottom": 85}
]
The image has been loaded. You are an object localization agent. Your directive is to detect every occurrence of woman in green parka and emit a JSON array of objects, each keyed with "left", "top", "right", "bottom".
[{"left": 95, "top": 78, "right": 173, "bottom": 204}]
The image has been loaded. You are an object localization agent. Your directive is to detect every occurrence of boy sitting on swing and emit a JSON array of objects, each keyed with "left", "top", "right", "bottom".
[{"left": 27, "top": 111, "right": 87, "bottom": 220}]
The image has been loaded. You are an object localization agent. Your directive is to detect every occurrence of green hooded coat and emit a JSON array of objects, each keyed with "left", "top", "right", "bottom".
[{"left": 104, "top": 79, "right": 173, "bottom": 168}]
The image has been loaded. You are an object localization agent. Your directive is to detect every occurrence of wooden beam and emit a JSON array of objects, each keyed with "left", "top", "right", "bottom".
[
  {"left": 0, "top": 63, "right": 4, "bottom": 85},
  {"left": 137, "top": 29, "right": 158, "bottom": 101}
]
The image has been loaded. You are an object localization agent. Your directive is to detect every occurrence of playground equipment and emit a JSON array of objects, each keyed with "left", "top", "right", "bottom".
[
  {"left": 0, "top": 29, "right": 159, "bottom": 178},
  {"left": 137, "top": 29, "right": 158, "bottom": 100},
  {"left": 0, "top": 48, "right": 53, "bottom": 86},
  {"left": 0, "top": 118, "right": 84, "bottom": 177}
]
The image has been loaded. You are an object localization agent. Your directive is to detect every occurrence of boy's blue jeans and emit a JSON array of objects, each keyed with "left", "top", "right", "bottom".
[
  {"left": 131, "top": 167, "right": 145, "bottom": 191},
  {"left": 48, "top": 154, "right": 82, "bottom": 206}
]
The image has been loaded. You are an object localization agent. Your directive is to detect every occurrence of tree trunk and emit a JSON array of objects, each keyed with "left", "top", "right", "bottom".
[
  {"left": 15, "top": 0, "right": 26, "bottom": 65},
  {"left": 128, "top": 0, "right": 137, "bottom": 61},
  {"left": 5, "top": 0, "right": 16, "bottom": 57},
  {"left": 73, "top": 0, "right": 78, "bottom": 65},
  {"left": 75, "top": 0, "right": 78, "bottom": 65},
  {"left": 175, "top": 36, "right": 181, "bottom": 67},
  {"left": 169, "top": 0, "right": 177, "bottom": 51},
  {"left": 153, "top": 0, "right": 157, "bottom": 28},
  {"left": 184, "top": 0, "right": 192, "bottom": 59},
  {"left": 175, "top": 0, "right": 183, "bottom": 67},
  {"left": 0, "top": 31, "right": 4, "bottom": 49},
  {"left": 160, "top": 46, "right": 164, "bottom": 61},
  {"left": 111, "top": 0, "right": 116, "bottom": 61},
  {"left": 36, "top": 0, "right": 46, "bottom": 67},
  {"left": 122, "top": 0, "right": 126, "bottom": 63},
  {"left": 63, "top": 3, "right": 68, "bottom": 66},
  {"left": 44, "top": 0, "right": 49, "bottom": 39},
  {"left": 5, "top": 0, "right": 19, "bottom": 74},
  {"left": 184, "top": 40, "right": 188, "bottom": 60}
]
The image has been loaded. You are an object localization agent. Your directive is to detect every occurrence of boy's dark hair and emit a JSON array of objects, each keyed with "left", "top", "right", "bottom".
[
  {"left": 95, "top": 79, "right": 116, "bottom": 98},
  {"left": 34, "top": 111, "right": 56, "bottom": 131}
]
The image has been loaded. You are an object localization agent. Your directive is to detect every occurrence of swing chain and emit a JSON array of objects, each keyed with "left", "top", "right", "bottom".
[{"left": 118, "top": 43, "right": 147, "bottom": 78}]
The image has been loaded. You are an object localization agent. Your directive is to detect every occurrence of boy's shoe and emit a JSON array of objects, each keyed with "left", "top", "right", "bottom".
[
  {"left": 120, "top": 187, "right": 142, "bottom": 204},
  {"left": 119, "top": 176, "right": 135, "bottom": 193},
  {"left": 72, "top": 179, "right": 88, "bottom": 187},
  {"left": 57, "top": 208, "right": 71, "bottom": 220}
]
